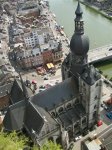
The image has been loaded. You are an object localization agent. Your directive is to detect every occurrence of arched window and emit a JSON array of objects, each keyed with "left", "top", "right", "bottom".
[
  {"left": 48, "top": 136, "right": 54, "bottom": 142},
  {"left": 95, "top": 95, "right": 97, "bottom": 100},
  {"left": 51, "top": 112, "right": 56, "bottom": 118},
  {"left": 74, "top": 124, "right": 78, "bottom": 129},
  {"left": 74, "top": 122, "right": 79, "bottom": 129},
  {"left": 66, "top": 103, "right": 71, "bottom": 109},
  {"left": 96, "top": 83, "right": 99, "bottom": 87},
  {"left": 82, "top": 117, "right": 86, "bottom": 124},
  {"left": 94, "top": 105, "right": 96, "bottom": 109},
  {"left": 58, "top": 107, "right": 64, "bottom": 114},
  {"left": 67, "top": 126, "right": 71, "bottom": 131},
  {"left": 74, "top": 99, "right": 79, "bottom": 104}
]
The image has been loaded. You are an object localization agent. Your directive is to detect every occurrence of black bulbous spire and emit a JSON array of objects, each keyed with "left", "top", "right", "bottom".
[{"left": 70, "top": 2, "right": 89, "bottom": 56}]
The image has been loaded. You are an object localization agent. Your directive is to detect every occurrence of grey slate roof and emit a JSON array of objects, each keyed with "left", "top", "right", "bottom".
[
  {"left": 24, "top": 102, "right": 44, "bottom": 135},
  {"left": 58, "top": 108, "right": 79, "bottom": 127},
  {"left": 24, "top": 101, "right": 58, "bottom": 136},
  {"left": 58, "top": 104, "right": 85, "bottom": 128},
  {"left": 31, "top": 77, "right": 79, "bottom": 111},
  {"left": 10, "top": 79, "right": 33, "bottom": 104},
  {"left": 70, "top": 33, "right": 89, "bottom": 56},
  {"left": 0, "top": 83, "right": 13, "bottom": 98},
  {"left": 3, "top": 100, "right": 26, "bottom": 131},
  {"left": 10, "top": 80, "right": 25, "bottom": 104}
]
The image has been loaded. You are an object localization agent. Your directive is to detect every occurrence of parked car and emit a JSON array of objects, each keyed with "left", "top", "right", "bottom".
[
  {"left": 26, "top": 80, "right": 31, "bottom": 86},
  {"left": 97, "top": 120, "right": 103, "bottom": 127},
  {"left": 74, "top": 136, "right": 82, "bottom": 142},
  {"left": 32, "top": 80, "right": 37, "bottom": 84},
  {"left": 44, "top": 77, "right": 49, "bottom": 80},
  {"left": 45, "top": 84, "right": 52, "bottom": 89},
  {"left": 101, "top": 103, "right": 108, "bottom": 110},
  {"left": 39, "top": 89, "right": 45, "bottom": 92},
  {"left": 106, "top": 112, "right": 112, "bottom": 119},
  {"left": 39, "top": 85, "right": 45, "bottom": 89},
  {"left": 109, "top": 48, "right": 112, "bottom": 51}
]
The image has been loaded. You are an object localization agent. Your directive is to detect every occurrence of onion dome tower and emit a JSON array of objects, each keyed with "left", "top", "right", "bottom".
[{"left": 70, "top": 1, "right": 89, "bottom": 78}]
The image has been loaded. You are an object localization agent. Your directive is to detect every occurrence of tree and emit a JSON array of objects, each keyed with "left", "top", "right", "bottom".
[
  {"left": 99, "top": 69, "right": 103, "bottom": 74},
  {"left": 109, "top": 77, "right": 112, "bottom": 82},
  {"left": 32, "top": 141, "right": 63, "bottom": 150},
  {"left": 104, "top": 75, "right": 108, "bottom": 78},
  {"left": 0, "top": 131, "right": 63, "bottom": 150},
  {"left": 0, "top": 131, "right": 28, "bottom": 150}
]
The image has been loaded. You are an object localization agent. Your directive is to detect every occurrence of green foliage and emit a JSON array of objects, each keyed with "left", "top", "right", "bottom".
[
  {"left": 32, "top": 140, "right": 63, "bottom": 150},
  {"left": 0, "top": 132, "right": 63, "bottom": 150},
  {"left": 0, "top": 131, "right": 28, "bottom": 150}
]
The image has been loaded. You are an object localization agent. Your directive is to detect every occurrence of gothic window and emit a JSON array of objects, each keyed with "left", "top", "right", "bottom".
[
  {"left": 74, "top": 124, "right": 77, "bottom": 129},
  {"left": 96, "top": 83, "right": 99, "bottom": 87},
  {"left": 74, "top": 122, "right": 79, "bottom": 129},
  {"left": 48, "top": 136, "right": 53, "bottom": 142},
  {"left": 94, "top": 105, "right": 96, "bottom": 109},
  {"left": 74, "top": 99, "right": 79, "bottom": 104},
  {"left": 83, "top": 82, "right": 85, "bottom": 87},
  {"left": 67, "top": 126, "right": 71, "bottom": 131},
  {"left": 82, "top": 117, "right": 86, "bottom": 124},
  {"left": 58, "top": 107, "right": 64, "bottom": 114},
  {"left": 95, "top": 95, "right": 98, "bottom": 100},
  {"left": 93, "top": 111, "right": 96, "bottom": 118}
]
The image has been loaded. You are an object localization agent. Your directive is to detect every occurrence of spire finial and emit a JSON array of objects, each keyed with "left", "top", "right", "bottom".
[
  {"left": 19, "top": 72, "right": 29, "bottom": 101},
  {"left": 75, "top": 1, "right": 83, "bottom": 15},
  {"left": 74, "top": 1, "right": 84, "bottom": 34}
]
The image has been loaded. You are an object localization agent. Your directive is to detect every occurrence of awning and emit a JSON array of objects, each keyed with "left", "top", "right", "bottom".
[
  {"left": 50, "top": 63, "right": 54, "bottom": 68},
  {"left": 47, "top": 63, "right": 51, "bottom": 69}
]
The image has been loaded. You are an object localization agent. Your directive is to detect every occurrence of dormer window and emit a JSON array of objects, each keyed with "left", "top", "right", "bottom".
[
  {"left": 58, "top": 107, "right": 64, "bottom": 114},
  {"left": 66, "top": 103, "right": 72, "bottom": 109},
  {"left": 51, "top": 112, "right": 56, "bottom": 118}
]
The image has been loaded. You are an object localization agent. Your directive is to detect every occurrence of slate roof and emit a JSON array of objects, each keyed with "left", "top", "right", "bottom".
[
  {"left": 24, "top": 102, "right": 44, "bottom": 135},
  {"left": 24, "top": 101, "right": 58, "bottom": 136},
  {"left": 10, "top": 80, "right": 24, "bottom": 103},
  {"left": 58, "top": 108, "right": 79, "bottom": 127},
  {"left": 31, "top": 77, "right": 79, "bottom": 111},
  {"left": 3, "top": 100, "right": 26, "bottom": 131},
  {"left": 10, "top": 79, "right": 33, "bottom": 104},
  {"left": 58, "top": 104, "right": 85, "bottom": 128},
  {"left": 0, "top": 83, "right": 13, "bottom": 98}
]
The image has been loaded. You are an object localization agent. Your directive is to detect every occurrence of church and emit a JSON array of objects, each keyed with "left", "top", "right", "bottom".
[{"left": 3, "top": 2, "right": 103, "bottom": 149}]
